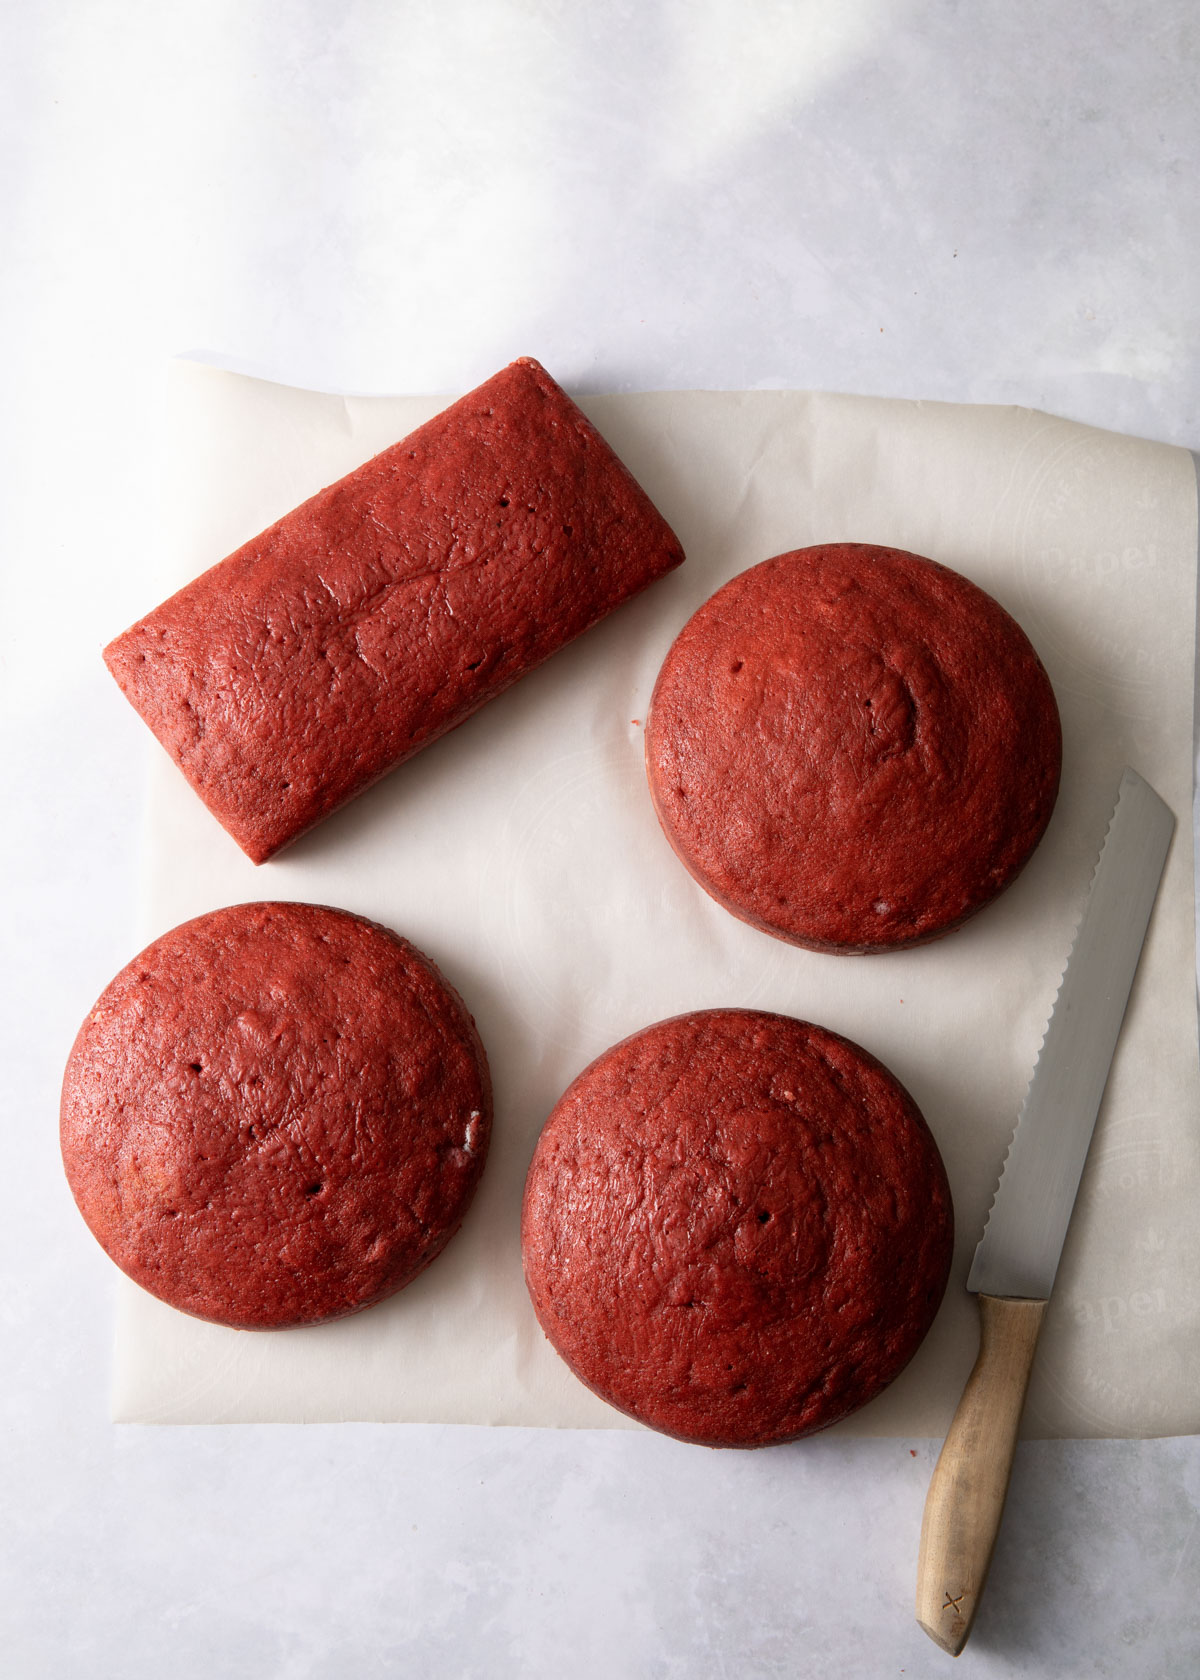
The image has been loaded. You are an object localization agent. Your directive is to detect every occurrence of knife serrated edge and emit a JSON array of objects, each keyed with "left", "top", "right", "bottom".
[
  {"left": 969, "top": 783, "right": 1121, "bottom": 1262},
  {"left": 966, "top": 767, "right": 1175, "bottom": 1299}
]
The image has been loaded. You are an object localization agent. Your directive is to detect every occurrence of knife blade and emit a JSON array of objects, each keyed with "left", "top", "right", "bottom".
[{"left": 915, "top": 766, "right": 1175, "bottom": 1656}]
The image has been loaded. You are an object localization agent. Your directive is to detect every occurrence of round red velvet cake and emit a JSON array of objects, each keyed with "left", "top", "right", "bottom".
[
  {"left": 61, "top": 902, "right": 491, "bottom": 1329},
  {"left": 645, "top": 543, "right": 1062, "bottom": 953},
  {"left": 521, "top": 1009, "right": 953, "bottom": 1447}
]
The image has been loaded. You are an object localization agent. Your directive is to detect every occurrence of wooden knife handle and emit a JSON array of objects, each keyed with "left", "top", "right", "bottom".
[{"left": 915, "top": 1294, "right": 1047, "bottom": 1655}]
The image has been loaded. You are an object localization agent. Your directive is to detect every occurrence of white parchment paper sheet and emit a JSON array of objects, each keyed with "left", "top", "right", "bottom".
[{"left": 111, "top": 364, "right": 1200, "bottom": 1437}]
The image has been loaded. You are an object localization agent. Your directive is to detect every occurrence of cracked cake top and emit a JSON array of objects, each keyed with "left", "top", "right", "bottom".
[
  {"left": 60, "top": 901, "right": 491, "bottom": 1329},
  {"left": 645, "top": 543, "right": 1061, "bottom": 952},
  {"left": 522, "top": 1008, "right": 954, "bottom": 1447}
]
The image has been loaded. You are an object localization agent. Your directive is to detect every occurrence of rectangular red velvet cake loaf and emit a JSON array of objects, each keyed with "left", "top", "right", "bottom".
[{"left": 105, "top": 358, "right": 685, "bottom": 862}]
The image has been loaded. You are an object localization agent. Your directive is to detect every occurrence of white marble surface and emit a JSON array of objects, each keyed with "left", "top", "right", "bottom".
[{"left": 4, "top": 2, "right": 1199, "bottom": 1674}]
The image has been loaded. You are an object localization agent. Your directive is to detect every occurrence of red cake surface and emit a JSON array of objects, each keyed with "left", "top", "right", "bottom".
[
  {"left": 645, "top": 543, "right": 1061, "bottom": 952},
  {"left": 522, "top": 1009, "right": 953, "bottom": 1447},
  {"left": 105, "top": 357, "right": 685, "bottom": 863},
  {"left": 60, "top": 902, "right": 491, "bottom": 1330}
]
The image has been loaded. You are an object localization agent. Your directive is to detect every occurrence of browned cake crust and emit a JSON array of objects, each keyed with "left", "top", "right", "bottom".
[
  {"left": 645, "top": 543, "right": 1061, "bottom": 952},
  {"left": 60, "top": 902, "right": 491, "bottom": 1329},
  {"left": 105, "top": 358, "right": 685, "bottom": 863},
  {"left": 522, "top": 1009, "right": 953, "bottom": 1447}
]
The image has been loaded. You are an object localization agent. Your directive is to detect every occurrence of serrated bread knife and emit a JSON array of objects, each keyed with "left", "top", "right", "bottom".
[{"left": 915, "top": 766, "right": 1175, "bottom": 1655}]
